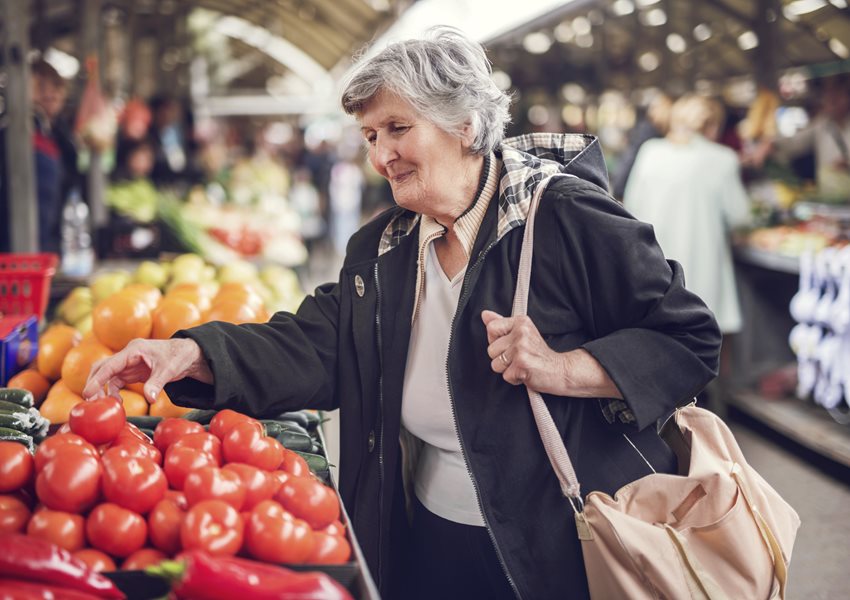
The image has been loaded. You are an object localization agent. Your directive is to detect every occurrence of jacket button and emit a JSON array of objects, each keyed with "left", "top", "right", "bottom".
[
  {"left": 354, "top": 275, "right": 365, "bottom": 297},
  {"left": 367, "top": 430, "right": 376, "bottom": 452}
]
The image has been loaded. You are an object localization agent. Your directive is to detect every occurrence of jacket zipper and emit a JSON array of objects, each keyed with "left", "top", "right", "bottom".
[
  {"left": 445, "top": 240, "right": 522, "bottom": 599},
  {"left": 372, "top": 263, "right": 386, "bottom": 588},
  {"left": 412, "top": 227, "right": 448, "bottom": 323}
]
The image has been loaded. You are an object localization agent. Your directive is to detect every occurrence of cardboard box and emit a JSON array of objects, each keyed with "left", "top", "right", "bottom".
[{"left": 0, "top": 314, "right": 38, "bottom": 386}]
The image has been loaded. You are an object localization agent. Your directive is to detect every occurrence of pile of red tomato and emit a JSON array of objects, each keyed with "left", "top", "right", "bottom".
[{"left": 0, "top": 400, "right": 351, "bottom": 572}]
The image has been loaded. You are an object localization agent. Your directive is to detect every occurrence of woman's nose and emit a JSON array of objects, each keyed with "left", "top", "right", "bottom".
[{"left": 372, "top": 137, "right": 397, "bottom": 171}]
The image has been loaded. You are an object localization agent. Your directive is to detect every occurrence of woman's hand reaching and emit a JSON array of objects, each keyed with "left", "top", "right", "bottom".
[
  {"left": 82, "top": 338, "right": 213, "bottom": 404},
  {"left": 481, "top": 310, "right": 622, "bottom": 399}
]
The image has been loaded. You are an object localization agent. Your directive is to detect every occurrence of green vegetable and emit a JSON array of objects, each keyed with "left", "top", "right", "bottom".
[
  {"left": 294, "top": 451, "right": 329, "bottom": 475},
  {"left": 0, "top": 427, "right": 34, "bottom": 451},
  {"left": 127, "top": 415, "right": 163, "bottom": 430},
  {"left": 0, "top": 400, "right": 33, "bottom": 414},
  {"left": 181, "top": 409, "right": 218, "bottom": 425},
  {"left": 275, "top": 429, "right": 313, "bottom": 452},
  {"left": 0, "top": 388, "right": 34, "bottom": 409},
  {"left": 0, "top": 411, "right": 33, "bottom": 432},
  {"left": 276, "top": 411, "right": 321, "bottom": 430}
]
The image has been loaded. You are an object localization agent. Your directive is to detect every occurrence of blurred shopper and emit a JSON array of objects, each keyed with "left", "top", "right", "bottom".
[
  {"left": 84, "top": 28, "right": 721, "bottom": 600},
  {"left": 327, "top": 148, "right": 364, "bottom": 255},
  {"left": 738, "top": 87, "right": 780, "bottom": 175},
  {"left": 770, "top": 75, "right": 850, "bottom": 198},
  {"left": 610, "top": 92, "right": 672, "bottom": 200},
  {"left": 148, "top": 95, "right": 193, "bottom": 186},
  {"left": 0, "top": 59, "right": 70, "bottom": 252},
  {"left": 289, "top": 166, "right": 325, "bottom": 253},
  {"left": 624, "top": 94, "right": 751, "bottom": 339}
]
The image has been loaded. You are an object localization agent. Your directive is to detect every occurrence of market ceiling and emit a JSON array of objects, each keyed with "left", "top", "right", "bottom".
[
  {"left": 30, "top": 0, "right": 413, "bottom": 72},
  {"left": 484, "top": 0, "right": 850, "bottom": 97}
]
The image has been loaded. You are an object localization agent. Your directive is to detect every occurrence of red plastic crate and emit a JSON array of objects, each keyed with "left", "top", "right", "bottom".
[{"left": 0, "top": 253, "right": 59, "bottom": 320}]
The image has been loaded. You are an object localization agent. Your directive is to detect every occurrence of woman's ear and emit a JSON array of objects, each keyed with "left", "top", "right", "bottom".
[{"left": 460, "top": 121, "right": 475, "bottom": 148}]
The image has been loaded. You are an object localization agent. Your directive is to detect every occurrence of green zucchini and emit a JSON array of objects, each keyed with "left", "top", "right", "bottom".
[
  {"left": 260, "top": 420, "right": 283, "bottom": 438},
  {"left": 276, "top": 411, "right": 321, "bottom": 430},
  {"left": 181, "top": 409, "right": 218, "bottom": 425},
  {"left": 275, "top": 429, "right": 314, "bottom": 452},
  {"left": 0, "top": 400, "right": 33, "bottom": 414},
  {"left": 294, "top": 451, "right": 330, "bottom": 474},
  {"left": 0, "top": 411, "right": 32, "bottom": 432},
  {"left": 0, "top": 388, "right": 34, "bottom": 409},
  {"left": 126, "top": 415, "right": 163, "bottom": 430},
  {"left": 0, "top": 427, "right": 34, "bottom": 452}
]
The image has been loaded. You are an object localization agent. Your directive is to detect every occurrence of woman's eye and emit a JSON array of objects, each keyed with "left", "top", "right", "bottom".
[{"left": 391, "top": 125, "right": 409, "bottom": 134}]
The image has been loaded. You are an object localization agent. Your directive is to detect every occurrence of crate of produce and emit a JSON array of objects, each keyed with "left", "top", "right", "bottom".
[{"left": 0, "top": 253, "right": 59, "bottom": 320}]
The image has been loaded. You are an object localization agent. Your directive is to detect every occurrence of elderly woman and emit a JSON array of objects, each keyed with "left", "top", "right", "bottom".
[{"left": 84, "top": 28, "right": 721, "bottom": 600}]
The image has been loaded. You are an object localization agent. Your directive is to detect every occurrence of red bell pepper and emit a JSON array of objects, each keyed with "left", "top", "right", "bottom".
[
  {"left": 149, "top": 551, "right": 353, "bottom": 600},
  {"left": 0, "top": 535, "right": 124, "bottom": 599},
  {"left": 0, "top": 578, "right": 105, "bottom": 599}
]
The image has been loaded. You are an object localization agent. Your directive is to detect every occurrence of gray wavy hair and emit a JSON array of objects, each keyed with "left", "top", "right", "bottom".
[{"left": 341, "top": 27, "right": 512, "bottom": 156}]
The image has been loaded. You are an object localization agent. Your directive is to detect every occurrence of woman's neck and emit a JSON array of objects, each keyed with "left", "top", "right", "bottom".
[{"left": 434, "top": 153, "right": 485, "bottom": 233}]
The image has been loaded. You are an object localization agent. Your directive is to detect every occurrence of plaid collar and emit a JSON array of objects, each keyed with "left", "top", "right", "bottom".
[{"left": 378, "top": 133, "right": 599, "bottom": 256}]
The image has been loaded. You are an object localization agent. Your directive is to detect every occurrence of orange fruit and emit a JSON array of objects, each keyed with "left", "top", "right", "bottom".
[
  {"left": 203, "top": 299, "right": 258, "bottom": 325},
  {"left": 36, "top": 324, "right": 82, "bottom": 381},
  {"left": 7, "top": 368, "right": 52, "bottom": 406},
  {"left": 125, "top": 382, "right": 146, "bottom": 395},
  {"left": 167, "top": 284, "right": 212, "bottom": 314},
  {"left": 214, "top": 283, "right": 265, "bottom": 311},
  {"left": 148, "top": 390, "right": 192, "bottom": 418},
  {"left": 151, "top": 297, "right": 202, "bottom": 340},
  {"left": 46, "top": 379, "right": 71, "bottom": 400},
  {"left": 120, "top": 283, "right": 162, "bottom": 311},
  {"left": 92, "top": 293, "right": 153, "bottom": 351},
  {"left": 39, "top": 388, "right": 84, "bottom": 424},
  {"left": 61, "top": 341, "right": 113, "bottom": 395},
  {"left": 118, "top": 389, "right": 149, "bottom": 417}
]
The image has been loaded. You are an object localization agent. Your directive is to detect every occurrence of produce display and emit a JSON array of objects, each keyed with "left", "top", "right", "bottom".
[{"left": 0, "top": 402, "right": 354, "bottom": 599}]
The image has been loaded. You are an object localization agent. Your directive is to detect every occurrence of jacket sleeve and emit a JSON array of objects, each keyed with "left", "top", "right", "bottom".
[
  {"left": 545, "top": 177, "right": 721, "bottom": 431},
  {"left": 165, "top": 281, "right": 341, "bottom": 417}
]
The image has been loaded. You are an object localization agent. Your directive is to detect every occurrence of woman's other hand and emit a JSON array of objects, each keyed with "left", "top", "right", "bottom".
[
  {"left": 481, "top": 310, "right": 622, "bottom": 399},
  {"left": 82, "top": 338, "right": 213, "bottom": 404}
]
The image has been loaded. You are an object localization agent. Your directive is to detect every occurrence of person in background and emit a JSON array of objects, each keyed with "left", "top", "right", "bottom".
[
  {"left": 289, "top": 166, "right": 325, "bottom": 255},
  {"left": 770, "top": 74, "right": 850, "bottom": 199},
  {"left": 609, "top": 91, "right": 672, "bottom": 200},
  {"left": 83, "top": 28, "right": 721, "bottom": 600},
  {"left": 148, "top": 95, "right": 193, "bottom": 187},
  {"left": 0, "top": 59, "right": 69, "bottom": 253},
  {"left": 624, "top": 94, "right": 751, "bottom": 374}
]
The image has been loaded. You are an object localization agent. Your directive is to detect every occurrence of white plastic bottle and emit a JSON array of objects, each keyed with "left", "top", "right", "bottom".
[{"left": 60, "top": 188, "right": 95, "bottom": 277}]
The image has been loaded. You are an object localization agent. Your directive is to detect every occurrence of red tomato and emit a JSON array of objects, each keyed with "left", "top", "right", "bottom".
[
  {"left": 34, "top": 433, "right": 98, "bottom": 472},
  {"left": 69, "top": 396, "right": 126, "bottom": 445},
  {"left": 209, "top": 409, "right": 258, "bottom": 440},
  {"left": 0, "top": 441, "right": 34, "bottom": 493},
  {"left": 222, "top": 422, "right": 282, "bottom": 470},
  {"left": 222, "top": 463, "right": 278, "bottom": 510},
  {"left": 180, "top": 499, "right": 244, "bottom": 556},
  {"left": 245, "top": 500, "right": 314, "bottom": 564},
  {"left": 148, "top": 497, "right": 186, "bottom": 555},
  {"left": 152, "top": 418, "right": 205, "bottom": 454},
  {"left": 101, "top": 451, "right": 167, "bottom": 514},
  {"left": 122, "top": 547, "right": 167, "bottom": 571},
  {"left": 323, "top": 519, "right": 346, "bottom": 538},
  {"left": 114, "top": 422, "right": 153, "bottom": 445},
  {"left": 72, "top": 548, "right": 117, "bottom": 572},
  {"left": 0, "top": 494, "right": 31, "bottom": 533},
  {"left": 279, "top": 449, "right": 310, "bottom": 477},
  {"left": 36, "top": 452, "right": 102, "bottom": 513},
  {"left": 275, "top": 476, "right": 340, "bottom": 530},
  {"left": 163, "top": 446, "right": 217, "bottom": 491},
  {"left": 270, "top": 470, "right": 290, "bottom": 490},
  {"left": 164, "top": 489, "right": 188, "bottom": 511},
  {"left": 171, "top": 432, "right": 222, "bottom": 465},
  {"left": 26, "top": 507, "right": 86, "bottom": 551},
  {"left": 183, "top": 466, "right": 246, "bottom": 510},
  {"left": 86, "top": 502, "right": 147, "bottom": 557},
  {"left": 105, "top": 439, "right": 162, "bottom": 465},
  {"left": 307, "top": 531, "right": 352, "bottom": 564}
]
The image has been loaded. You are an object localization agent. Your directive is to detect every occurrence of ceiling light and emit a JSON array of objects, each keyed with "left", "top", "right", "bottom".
[
  {"left": 638, "top": 52, "right": 660, "bottom": 72},
  {"left": 611, "top": 0, "right": 635, "bottom": 16},
  {"left": 830, "top": 38, "right": 850, "bottom": 58},
  {"left": 737, "top": 31, "right": 759, "bottom": 50},
  {"left": 641, "top": 8, "right": 667, "bottom": 27},
  {"left": 784, "top": 0, "right": 828, "bottom": 16},
  {"left": 635, "top": 0, "right": 660, "bottom": 7},
  {"left": 562, "top": 105, "right": 584, "bottom": 128},
  {"left": 666, "top": 33, "right": 687, "bottom": 53},
  {"left": 491, "top": 70, "right": 512, "bottom": 91},
  {"left": 561, "top": 83, "right": 587, "bottom": 104},
  {"left": 528, "top": 105, "right": 550, "bottom": 126},
  {"left": 572, "top": 16, "right": 592, "bottom": 36},
  {"left": 523, "top": 32, "right": 552, "bottom": 54},
  {"left": 830, "top": 0, "right": 847, "bottom": 8},
  {"left": 693, "top": 24, "right": 712, "bottom": 42},
  {"left": 554, "top": 21, "right": 575, "bottom": 43}
]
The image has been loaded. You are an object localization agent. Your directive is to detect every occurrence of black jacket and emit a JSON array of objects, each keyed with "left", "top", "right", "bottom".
[{"left": 168, "top": 133, "right": 721, "bottom": 599}]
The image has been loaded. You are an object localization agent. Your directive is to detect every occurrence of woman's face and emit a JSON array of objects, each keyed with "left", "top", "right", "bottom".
[{"left": 359, "top": 90, "right": 472, "bottom": 218}]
